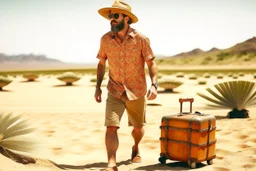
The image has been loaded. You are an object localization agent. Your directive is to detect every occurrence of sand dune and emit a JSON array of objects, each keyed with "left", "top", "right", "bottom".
[{"left": 0, "top": 74, "right": 256, "bottom": 171}]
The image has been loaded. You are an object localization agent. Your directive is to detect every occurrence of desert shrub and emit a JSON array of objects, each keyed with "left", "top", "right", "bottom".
[
  {"left": 197, "top": 80, "right": 256, "bottom": 118},
  {"left": 216, "top": 73, "right": 224, "bottom": 79},
  {"left": 238, "top": 72, "right": 244, "bottom": 77},
  {"left": 227, "top": 73, "right": 233, "bottom": 77},
  {"left": 158, "top": 78, "right": 183, "bottom": 92},
  {"left": 244, "top": 57, "right": 251, "bottom": 61},
  {"left": 0, "top": 76, "right": 12, "bottom": 91},
  {"left": 176, "top": 72, "right": 184, "bottom": 78},
  {"left": 205, "top": 56, "right": 213, "bottom": 61},
  {"left": 23, "top": 73, "right": 38, "bottom": 81},
  {"left": 57, "top": 72, "right": 81, "bottom": 86},
  {"left": 216, "top": 52, "right": 230, "bottom": 61},
  {"left": 90, "top": 78, "right": 97, "bottom": 83},
  {"left": 248, "top": 53, "right": 256, "bottom": 59},
  {"left": 203, "top": 73, "right": 211, "bottom": 78},
  {"left": 253, "top": 74, "right": 256, "bottom": 79},
  {"left": 188, "top": 74, "right": 197, "bottom": 80},
  {"left": 201, "top": 56, "right": 213, "bottom": 65},
  {"left": 198, "top": 78, "right": 207, "bottom": 85},
  {"left": 232, "top": 74, "right": 238, "bottom": 79}
]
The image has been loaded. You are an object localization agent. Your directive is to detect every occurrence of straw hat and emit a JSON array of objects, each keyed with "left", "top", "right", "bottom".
[{"left": 98, "top": 0, "right": 138, "bottom": 23}]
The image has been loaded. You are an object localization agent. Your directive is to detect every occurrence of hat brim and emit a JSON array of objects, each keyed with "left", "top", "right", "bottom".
[{"left": 98, "top": 7, "right": 138, "bottom": 24}]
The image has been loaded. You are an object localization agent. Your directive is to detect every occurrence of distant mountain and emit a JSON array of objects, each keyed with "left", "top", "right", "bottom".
[
  {"left": 0, "top": 53, "right": 96, "bottom": 71},
  {"left": 207, "top": 47, "right": 220, "bottom": 53},
  {"left": 229, "top": 37, "right": 256, "bottom": 54},
  {"left": 157, "top": 36, "right": 256, "bottom": 66},
  {"left": 173, "top": 48, "right": 205, "bottom": 58},
  {"left": 0, "top": 53, "right": 62, "bottom": 63}
]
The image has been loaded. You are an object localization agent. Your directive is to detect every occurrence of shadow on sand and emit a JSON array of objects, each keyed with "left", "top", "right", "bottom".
[
  {"left": 55, "top": 159, "right": 131, "bottom": 170},
  {"left": 0, "top": 89, "right": 13, "bottom": 92},
  {"left": 214, "top": 115, "right": 228, "bottom": 120},
  {"left": 133, "top": 161, "right": 207, "bottom": 171},
  {"left": 157, "top": 90, "right": 181, "bottom": 94},
  {"left": 147, "top": 103, "right": 162, "bottom": 106},
  {"left": 52, "top": 84, "right": 80, "bottom": 87},
  {"left": 20, "top": 80, "right": 40, "bottom": 83}
]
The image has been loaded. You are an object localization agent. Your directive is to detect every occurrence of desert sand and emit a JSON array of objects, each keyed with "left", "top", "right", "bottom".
[{"left": 0, "top": 73, "right": 256, "bottom": 171}]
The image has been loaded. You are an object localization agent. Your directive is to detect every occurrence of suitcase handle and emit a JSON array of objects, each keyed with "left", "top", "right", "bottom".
[{"left": 179, "top": 98, "right": 194, "bottom": 114}]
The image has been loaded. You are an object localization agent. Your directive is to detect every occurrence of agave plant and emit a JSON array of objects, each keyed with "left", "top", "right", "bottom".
[
  {"left": 57, "top": 72, "right": 81, "bottom": 86},
  {"left": 197, "top": 80, "right": 256, "bottom": 118},
  {"left": 0, "top": 76, "right": 12, "bottom": 91},
  {"left": 0, "top": 113, "right": 36, "bottom": 164},
  {"left": 158, "top": 78, "right": 183, "bottom": 92},
  {"left": 23, "top": 73, "right": 38, "bottom": 81}
]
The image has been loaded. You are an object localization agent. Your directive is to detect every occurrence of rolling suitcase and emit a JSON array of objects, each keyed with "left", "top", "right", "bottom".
[{"left": 159, "top": 98, "right": 216, "bottom": 169}]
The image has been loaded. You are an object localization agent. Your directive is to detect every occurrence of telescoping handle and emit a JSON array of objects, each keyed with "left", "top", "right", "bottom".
[{"left": 179, "top": 98, "right": 194, "bottom": 114}]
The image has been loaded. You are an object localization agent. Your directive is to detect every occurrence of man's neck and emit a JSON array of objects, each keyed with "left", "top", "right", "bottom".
[{"left": 116, "top": 25, "right": 129, "bottom": 41}]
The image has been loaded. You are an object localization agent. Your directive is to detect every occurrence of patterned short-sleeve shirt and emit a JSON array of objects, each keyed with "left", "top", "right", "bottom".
[{"left": 97, "top": 27, "right": 155, "bottom": 100}]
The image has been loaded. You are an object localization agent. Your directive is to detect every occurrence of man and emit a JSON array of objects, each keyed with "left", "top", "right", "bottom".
[{"left": 94, "top": 0, "right": 158, "bottom": 171}]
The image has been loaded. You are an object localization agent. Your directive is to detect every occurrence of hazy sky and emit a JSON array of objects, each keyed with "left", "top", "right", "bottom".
[{"left": 0, "top": 0, "right": 255, "bottom": 63}]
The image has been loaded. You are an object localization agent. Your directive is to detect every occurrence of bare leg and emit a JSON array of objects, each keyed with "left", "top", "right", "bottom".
[
  {"left": 131, "top": 127, "right": 144, "bottom": 162},
  {"left": 105, "top": 126, "right": 119, "bottom": 168}
]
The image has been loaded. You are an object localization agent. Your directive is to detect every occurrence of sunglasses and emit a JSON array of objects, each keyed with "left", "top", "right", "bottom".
[{"left": 108, "top": 13, "right": 121, "bottom": 20}]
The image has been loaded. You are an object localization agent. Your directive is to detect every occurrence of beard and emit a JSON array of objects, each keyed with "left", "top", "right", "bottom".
[{"left": 111, "top": 19, "right": 125, "bottom": 32}]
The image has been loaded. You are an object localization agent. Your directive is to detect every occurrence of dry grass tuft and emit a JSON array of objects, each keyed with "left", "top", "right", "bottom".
[
  {"left": 0, "top": 76, "right": 12, "bottom": 91},
  {"left": 158, "top": 78, "right": 183, "bottom": 92},
  {"left": 57, "top": 72, "right": 81, "bottom": 86},
  {"left": 23, "top": 73, "right": 38, "bottom": 81}
]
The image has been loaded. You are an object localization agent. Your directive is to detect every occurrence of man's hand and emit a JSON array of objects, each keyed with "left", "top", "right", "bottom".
[
  {"left": 147, "top": 85, "right": 157, "bottom": 100},
  {"left": 94, "top": 87, "right": 102, "bottom": 103}
]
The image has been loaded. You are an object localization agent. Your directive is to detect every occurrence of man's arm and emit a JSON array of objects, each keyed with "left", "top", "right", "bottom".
[
  {"left": 94, "top": 58, "right": 106, "bottom": 103},
  {"left": 146, "top": 58, "right": 158, "bottom": 100}
]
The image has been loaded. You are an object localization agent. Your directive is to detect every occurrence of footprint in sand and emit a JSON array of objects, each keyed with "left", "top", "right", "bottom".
[
  {"left": 219, "top": 131, "right": 232, "bottom": 135},
  {"left": 213, "top": 166, "right": 230, "bottom": 171},
  {"left": 242, "top": 163, "right": 256, "bottom": 169},
  {"left": 232, "top": 133, "right": 249, "bottom": 140},
  {"left": 43, "top": 130, "right": 56, "bottom": 137},
  {"left": 51, "top": 147, "right": 63, "bottom": 155},
  {"left": 238, "top": 144, "right": 251, "bottom": 149},
  {"left": 216, "top": 149, "right": 233, "bottom": 159}
]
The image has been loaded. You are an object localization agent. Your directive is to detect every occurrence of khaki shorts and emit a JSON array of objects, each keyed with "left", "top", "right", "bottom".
[{"left": 105, "top": 92, "right": 146, "bottom": 127}]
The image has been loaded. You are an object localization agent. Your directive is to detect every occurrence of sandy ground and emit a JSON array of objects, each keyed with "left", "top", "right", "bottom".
[{"left": 0, "top": 73, "right": 256, "bottom": 171}]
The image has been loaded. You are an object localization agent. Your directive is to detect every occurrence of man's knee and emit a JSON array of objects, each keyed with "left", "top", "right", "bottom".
[
  {"left": 106, "top": 126, "right": 119, "bottom": 132},
  {"left": 133, "top": 126, "right": 144, "bottom": 132}
]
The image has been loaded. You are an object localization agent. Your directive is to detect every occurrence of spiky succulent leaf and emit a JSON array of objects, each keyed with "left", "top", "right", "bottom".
[
  {"left": 0, "top": 139, "right": 36, "bottom": 152},
  {"left": 197, "top": 80, "right": 256, "bottom": 111},
  {"left": 0, "top": 113, "right": 36, "bottom": 153}
]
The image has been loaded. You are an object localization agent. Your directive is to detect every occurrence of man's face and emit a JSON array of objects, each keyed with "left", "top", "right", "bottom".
[{"left": 108, "top": 13, "right": 125, "bottom": 32}]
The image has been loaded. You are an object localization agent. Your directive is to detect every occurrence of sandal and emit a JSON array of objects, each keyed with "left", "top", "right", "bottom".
[
  {"left": 105, "top": 166, "right": 118, "bottom": 171},
  {"left": 131, "top": 150, "right": 142, "bottom": 163}
]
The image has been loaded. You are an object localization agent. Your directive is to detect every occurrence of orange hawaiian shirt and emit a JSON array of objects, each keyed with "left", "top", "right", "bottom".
[{"left": 97, "top": 27, "right": 155, "bottom": 100}]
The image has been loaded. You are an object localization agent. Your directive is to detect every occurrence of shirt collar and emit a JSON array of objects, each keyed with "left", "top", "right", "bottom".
[{"left": 111, "top": 27, "right": 136, "bottom": 39}]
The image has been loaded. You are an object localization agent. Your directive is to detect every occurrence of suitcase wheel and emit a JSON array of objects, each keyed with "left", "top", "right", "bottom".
[
  {"left": 158, "top": 156, "right": 167, "bottom": 164},
  {"left": 188, "top": 160, "right": 196, "bottom": 169},
  {"left": 207, "top": 159, "right": 213, "bottom": 165}
]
